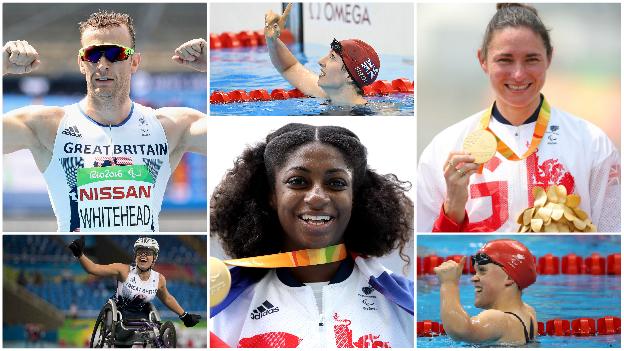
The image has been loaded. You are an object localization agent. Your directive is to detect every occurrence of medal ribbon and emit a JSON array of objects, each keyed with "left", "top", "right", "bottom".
[
  {"left": 477, "top": 98, "right": 551, "bottom": 161},
  {"left": 223, "top": 243, "right": 347, "bottom": 268}
]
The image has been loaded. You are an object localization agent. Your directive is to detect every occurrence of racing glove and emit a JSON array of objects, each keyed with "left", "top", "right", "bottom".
[
  {"left": 179, "top": 312, "right": 201, "bottom": 327},
  {"left": 68, "top": 236, "right": 85, "bottom": 258}
]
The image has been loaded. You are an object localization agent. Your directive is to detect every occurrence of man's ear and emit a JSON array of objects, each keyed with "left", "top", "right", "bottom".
[
  {"left": 78, "top": 55, "right": 86, "bottom": 75},
  {"left": 130, "top": 52, "right": 141, "bottom": 74}
]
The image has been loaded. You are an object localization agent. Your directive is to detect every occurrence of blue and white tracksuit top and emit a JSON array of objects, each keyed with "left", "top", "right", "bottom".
[{"left": 211, "top": 256, "right": 414, "bottom": 348}]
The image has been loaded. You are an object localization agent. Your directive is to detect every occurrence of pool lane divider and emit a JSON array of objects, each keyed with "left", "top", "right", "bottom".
[
  {"left": 418, "top": 253, "right": 621, "bottom": 275},
  {"left": 210, "top": 29, "right": 294, "bottom": 49},
  {"left": 210, "top": 78, "right": 414, "bottom": 104},
  {"left": 417, "top": 316, "right": 621, "bottom": 337}
]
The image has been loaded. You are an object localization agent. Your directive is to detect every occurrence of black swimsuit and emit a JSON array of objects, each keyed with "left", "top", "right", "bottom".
[{"left": 504, "top": 311, "right": 535, "bottom": 344}]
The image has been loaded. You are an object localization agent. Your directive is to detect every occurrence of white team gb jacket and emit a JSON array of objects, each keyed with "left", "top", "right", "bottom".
[{"left": 417, "top": 106, "right": 620, "bottom": 232}]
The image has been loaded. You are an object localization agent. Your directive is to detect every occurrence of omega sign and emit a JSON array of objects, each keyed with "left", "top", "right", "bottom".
[{"left": 308, "top": 3, "right": 371, "bottom": 25}]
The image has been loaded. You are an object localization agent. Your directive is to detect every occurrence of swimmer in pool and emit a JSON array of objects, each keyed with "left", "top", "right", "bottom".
[
  {"left": 265, "top": 3, "right": 380, "bottom": 107},
  {"left": 434, "top": 239, "right": 537, "bottom": 345}
]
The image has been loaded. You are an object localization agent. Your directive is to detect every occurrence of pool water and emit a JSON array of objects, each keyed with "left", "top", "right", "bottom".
[
  {"left": 417, "top": 235, "right": 621, "bottom": 348},
  {"left": 210, "top": 44, "right": 414, "bottom": 116}
]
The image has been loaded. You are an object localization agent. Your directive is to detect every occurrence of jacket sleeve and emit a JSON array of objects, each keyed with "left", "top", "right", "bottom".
[
  {"left": 416, "top": 142, "right": 447, "bottom": 232},
  {"left": 432, "top": 204, "right": 468, "bottom": 232},
  {"left": 588, "top": 138, "right": 620, "bottom": 231},
  {"left": 417, "top": 140, "right": 469, "bottom": 232}
]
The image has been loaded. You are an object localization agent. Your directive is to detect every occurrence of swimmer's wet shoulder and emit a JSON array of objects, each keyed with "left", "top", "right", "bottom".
[{"left": 455, "top": 308, "right": 535, "bottom": 346}]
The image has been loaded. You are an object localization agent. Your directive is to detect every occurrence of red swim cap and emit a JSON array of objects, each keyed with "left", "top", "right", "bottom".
[
  {"left": 331, "top": 38, "right": 380, "bottom": 88},
  {"left": 477, "top": 239, "right": 537, "bottom": 290}
]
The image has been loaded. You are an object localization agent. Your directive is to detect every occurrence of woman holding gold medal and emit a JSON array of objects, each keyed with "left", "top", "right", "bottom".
[
  {"left": 417, "top": 3, "right": 620, "bottom": 232},
  {"left": 209, "top": 123, "right": 414, "bottom": 348}
]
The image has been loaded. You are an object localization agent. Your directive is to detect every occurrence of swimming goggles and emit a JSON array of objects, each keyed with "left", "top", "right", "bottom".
[
  {"left": 78, "top": 44, "right": 135, "bottom": 63},
  {"left": 472, "top": 252, "right": 503, "bottom": 267},
  {"left": 330, "top": 38, "right": 343, "bottom": 55}
]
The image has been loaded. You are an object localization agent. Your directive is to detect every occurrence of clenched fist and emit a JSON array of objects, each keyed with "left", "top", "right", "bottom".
[
  {"left": 433, "top": 256, "right": 466, "bottom": 285},
  {"left": 3, "top": 40, "right": 40, "bottom": 75},
  {"left": 172, "top": 38, "right": 206, "bottom": 72}
]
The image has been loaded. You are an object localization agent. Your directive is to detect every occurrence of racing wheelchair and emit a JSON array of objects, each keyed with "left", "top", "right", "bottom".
[{"left": 90, "top": 298, "right": 177, "bottom": 348}]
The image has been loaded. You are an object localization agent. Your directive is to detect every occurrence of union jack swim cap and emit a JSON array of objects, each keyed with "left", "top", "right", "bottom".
[{"left": 331, "top": 38, "right": 380, "bottom": 88}]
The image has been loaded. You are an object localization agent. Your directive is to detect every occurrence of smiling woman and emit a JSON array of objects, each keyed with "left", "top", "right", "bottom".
[
  {"left": 210, "top": 123, "right": 414, "bottom": 348},
  {"left": 272, "top": 142, "right": 353, "bottom": 256},
  {"left": 417, "top": 3, "right": 620, "bottom": 233},
  {"left": 66, "top": 236, "right": 201, "bottom": 346}
]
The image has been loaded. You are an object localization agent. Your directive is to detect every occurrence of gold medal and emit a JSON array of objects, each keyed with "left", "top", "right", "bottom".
[
  {"left": 463, "top": 130, "right": 497, "bottom": 164},
  {"left": 516, "top": 185, "right": 596, "bottom": 232},
  {"left": 209, "top": 244, "right": 347, "bottom": 307},
  {"left": 210, "top": 257, "right": 231, "bottom": 308}
]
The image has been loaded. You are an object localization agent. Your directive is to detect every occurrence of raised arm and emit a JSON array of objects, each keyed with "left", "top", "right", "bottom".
[
  {"left": 434, "top": 258, "right": 506, "bottom": 344},
  {"left": 172, "top": 38, "right": 207, "bottom": 72},
  {"left": 3, "top": 105, "right": 62, "bottom": 171},
  {"left": 157, "top": 107, "right": 206, "bottom": 154},
  {"left": 4, "top": 40, "right": 43, "bottom": 154},
  {"left": 3, "top": 40, "right": 62, "bottom": 170},
  {"left": 3, "top": 40, "right": 40, "bottom": 75},
  {"left": 156, "top": 274, "right": 201, "bottom": 327},
  {"left": 3, "top": 106, "right": 44, "bottom": 154},
  {"left": 265, "top": 4, "right": 326, "bottom": 98},
  {"left": 68, "top": 237, "right": 128, "bottom": 282},
  {"left": 187, "top": 111, "right": 207, "bottom": 154}
]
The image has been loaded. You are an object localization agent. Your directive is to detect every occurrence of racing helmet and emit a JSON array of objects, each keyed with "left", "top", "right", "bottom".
[{"left": 134, "top": 237, "right": 159, "bottom": 262}]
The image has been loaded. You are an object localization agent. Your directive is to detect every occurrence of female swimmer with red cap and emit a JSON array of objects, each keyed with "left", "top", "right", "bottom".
[
  {"left": 434, "top": 239, "right": 537, "bottom": 345},
  {"left": 264, "top": 4, "right": 380, "bottom": 107}
]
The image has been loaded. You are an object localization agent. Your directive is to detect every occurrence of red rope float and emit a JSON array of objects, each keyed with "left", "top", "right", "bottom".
[
  {"left": 210, "top": 78, "right": 413, "bottom": 104},
  {"left": 417, "top": 316, "right": 621, "bottom": 337},
  {"left": 418, "top": 253, "right": 620, "bottom": 275},
  {"left": 210, "top": 29, "right": 294, "bottom": 49}
]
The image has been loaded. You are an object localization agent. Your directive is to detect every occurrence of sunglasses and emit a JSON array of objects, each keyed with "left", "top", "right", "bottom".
[
  {"left": 136, "top": 249, "right": 154, "bottom": 257},
  {"left": 471, "top": 252, "right": 503, "bottom": 267},
  {"left": 79, "top": 44, "right": 135, "bottom": 63}
]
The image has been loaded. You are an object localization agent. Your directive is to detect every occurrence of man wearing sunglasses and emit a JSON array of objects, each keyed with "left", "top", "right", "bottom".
[
  {"left": 433, "top": 239, "right": 537, "bottom": 345},
  {"left": 265, "top": 3, "right": 380, "bottom": 107},
  {"left": 2, "top": 10, "right": 207, "bottom": 232}
]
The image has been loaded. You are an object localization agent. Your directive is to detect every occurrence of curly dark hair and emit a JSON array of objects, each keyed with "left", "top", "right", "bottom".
[{"left": 211, "top": 123, "right": 413, "bottom": 265}]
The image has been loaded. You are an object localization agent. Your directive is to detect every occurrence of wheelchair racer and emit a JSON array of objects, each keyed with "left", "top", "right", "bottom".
[{"left": 68, "top": 237, "right": 201, "bottom": 332}]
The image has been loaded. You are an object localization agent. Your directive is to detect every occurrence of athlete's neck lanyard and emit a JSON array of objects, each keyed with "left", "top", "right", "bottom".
[
  {"left": 223, "top": 243, "right": 347, "bottom": 268},
  {"left": 478, "top": 98, "right": 551, "bottom": 161}
]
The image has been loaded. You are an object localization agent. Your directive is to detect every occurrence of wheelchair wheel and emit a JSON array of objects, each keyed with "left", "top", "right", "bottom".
[
  {"left": 90, "top": 304, "right": 115, "bottom": 348},
  {"left": 159, "top": 321, "right": 177, "bottom": 348}
]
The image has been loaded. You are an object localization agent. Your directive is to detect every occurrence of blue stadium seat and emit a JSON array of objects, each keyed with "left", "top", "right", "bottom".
[
  {"left": 7, "top": 235, "right": 206, "bottom": 318},
  {"left": 24, "top": 278, "right": 206, "bottom": 317}
]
